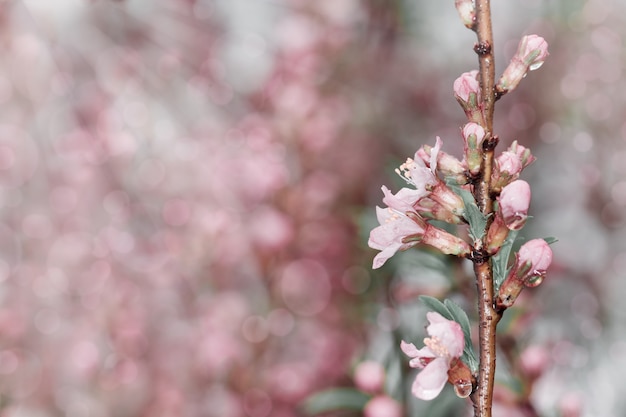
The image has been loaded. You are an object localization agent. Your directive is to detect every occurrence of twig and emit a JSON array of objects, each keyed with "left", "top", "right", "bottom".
[{"left": 470, "top": 1, "right": 503, "bottom": 417}]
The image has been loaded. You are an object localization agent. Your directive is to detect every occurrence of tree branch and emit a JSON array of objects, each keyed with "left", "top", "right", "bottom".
[{"left": 470, "top": 1, "right": 502, "bottom": 417}]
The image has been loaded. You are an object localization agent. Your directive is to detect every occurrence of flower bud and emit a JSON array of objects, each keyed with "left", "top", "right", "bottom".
[
  {"left": 496, "top": 239, "right": 553, "bottom": 308},
  {"left": 462, "top": 122, "right": 486, "bottom": 175},
  {"left": 499, "top": 180, "right": 531, "bottom": 231},
  {"left": 491, "top": 151, "right": 523, "bottom": 192},
  {"left": 455, "top": 0, "right": 476, "bottom": 30},
  {"left": 421, "top": 223, "right": 471, "bottom": 257},
  {"left": 496, "top": 35, "right": 549, "bottom": 95},
  {"left": 454, "top": 71, "right": 484, "bottom": 124},
  {"left": 507, "top": 140, "right": 536, "bottom": 168},
  {"left": 519, "top": 34, "right": 550, "bottom": 70}
]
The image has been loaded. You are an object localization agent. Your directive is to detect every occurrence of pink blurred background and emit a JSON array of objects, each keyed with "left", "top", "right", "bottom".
[{"left": 0, "top": 0, "right": 624, "bottom": 416}]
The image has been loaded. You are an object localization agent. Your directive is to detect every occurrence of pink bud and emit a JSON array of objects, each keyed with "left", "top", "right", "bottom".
[
  {"left": 496, "top": 152, "right": 523, "bottom": 176},
  {"left": 499, "top": 180, "right": 531, "bottom": 230},
  {"left": 453, "top": 70, "right": 480, "bottom": 104},
  {"left": 364, "top": 396, "right": 403, "bottom": 417},
  {"left": 462, "top": 122, "right": 486, "bottom": 175},
  {"left": 492, "top": 151, "right": 523, "bottom": 192},
  {"left": 462, "top": 123, "right": 486, "bottom": 149},
  {"left": 496, "top": 239, "right": 553, "bottom": 308},
  {"left": 517, "top": 238, "right": 553, "bottom": 280},
  {"left": 507, "top": 140, "right": 536, "bottom": 168},
  {"left": 496, "top": 35, "right": 549, "bottom": 95},
  {"left": 354, "top": 361, "right": 386, "bottom": 394},
  {"left": 518, "top": 35, "right": 549, "bottom": 70}
]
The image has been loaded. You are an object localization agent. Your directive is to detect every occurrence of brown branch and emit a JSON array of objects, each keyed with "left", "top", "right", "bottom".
[{"left": 470, "top": 1, "right": 502, "bottom": 417}]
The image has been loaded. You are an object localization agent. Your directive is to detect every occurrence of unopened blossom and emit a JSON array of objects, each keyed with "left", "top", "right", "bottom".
[
  {"left": 496, "top": 35, "right": 549, "bottom": 95},
  {"left": 507, "top": 140, "right": 536, "bottom": 168},
  {"left": 400, "top": 312, "right": 464, "bottom": 400},
  {"left": 497, "top": 239, "right": 553, "bottom": 308},
  {"left": 462, "top": 122, "right": 486, "bottom": 175},
  {"left": 453, "top": 70, "right": 483, "bottom": 123},
  {"left": 491, "top": 151, "right": 523, "bottom": 192},
  {"left": 499, "top": 180, "right": 531, "bottom": 231},
  {"left": 455, "top": 0, "right": 476, "bottom": 30},
  {"left": 486, "top": 180, "right": 531, "bottom": 254}
]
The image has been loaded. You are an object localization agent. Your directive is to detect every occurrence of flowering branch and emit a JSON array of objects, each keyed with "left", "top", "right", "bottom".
[{"left": 367, "top": 1, "right": 553, "bottom": 416}]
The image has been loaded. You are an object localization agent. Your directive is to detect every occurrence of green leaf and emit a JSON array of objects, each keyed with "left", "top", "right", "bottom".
[
  {"left": 543, "top": 236, "right": 558, "bottom": 245},
  {"left": 300, "top": 388, "right": 370, "bottom": 415},
  {"left": 444, "top": 299, "right": 478, "bottom": 372},
  {"left": 419, "top": 295, "right": 453, "bottom": 321},
  {"left": 446, "top": 182, "right": 488, "bottom": 240},
  {"left": 492, "top": 229, "right": 520, "bottom": 290}
]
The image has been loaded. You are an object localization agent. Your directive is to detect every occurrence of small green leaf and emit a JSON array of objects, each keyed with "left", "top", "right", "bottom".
[
  {"left": 543, "top": 236, "right": 558, "bottom": 245},
  {"left": 419, "top": 295, "right": 453, "bottom": 321},
  {"left": 300, "top": 388, "right": 370, "bottom": 415},
  {"left": 492, "top": 229, "right": 520, "bottom": 290},
  {"left": 444, "top": 299, "right": 478, "bottom": 372},
  {"left": 446, "top": 182, "right": 488, "bottom": 240}
]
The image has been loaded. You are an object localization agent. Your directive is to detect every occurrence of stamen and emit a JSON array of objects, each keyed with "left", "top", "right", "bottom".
[
  {"left": 423, "top": 336, "right": 450, "bottom": 358},
  {"left": 395, "top": 158, "right": 417, "bottom": 185}
]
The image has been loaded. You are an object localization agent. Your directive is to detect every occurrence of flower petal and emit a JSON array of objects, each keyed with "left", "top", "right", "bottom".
[{"left": 412, "top": 357, "right": 449, "bottom": 400}]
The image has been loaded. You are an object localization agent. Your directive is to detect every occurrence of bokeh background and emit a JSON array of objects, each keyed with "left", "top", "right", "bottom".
[{"left": 1, "top": 0, "right": 625, "bottom": 416}]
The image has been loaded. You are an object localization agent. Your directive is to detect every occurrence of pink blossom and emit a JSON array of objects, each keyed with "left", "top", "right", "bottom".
[
  {"left": 368, "top": 206, "right": 425, "bottom": 269},
  {"left": 395, "top": 137, "right": 441, "bottom": 194},
  {"left": 499, "top": 180, "right": 531, "bottom": 230},
  {"left": 381, "top": 185, "right": 427, "bottom": 214},
  {"left": 400, "top": 312, "right": 464, "bottom": 400},
  {"left": 517, "top": 239, "right": 553, "bottom": 279}
]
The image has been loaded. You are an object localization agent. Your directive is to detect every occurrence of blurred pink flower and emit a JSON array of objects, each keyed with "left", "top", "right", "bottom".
[
  {"left": 363, "top": 395, "right": 403, "bottom": 417},
  {"left": 400, "top": 312, "right": 464, "bottom": 400},
  {"left": 354, "top": 360, "right": 386, "bottom": 394}
]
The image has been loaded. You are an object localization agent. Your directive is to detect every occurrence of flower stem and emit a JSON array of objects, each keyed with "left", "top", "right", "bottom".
[{"left": 470, "top": 1, "right": 502, "bottom": 417}]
